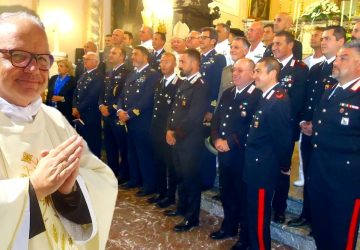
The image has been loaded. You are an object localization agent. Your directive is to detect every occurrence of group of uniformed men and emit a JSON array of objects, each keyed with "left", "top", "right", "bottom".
[{"left": 51, "top": 14, "right": 360, "bottom": 250}]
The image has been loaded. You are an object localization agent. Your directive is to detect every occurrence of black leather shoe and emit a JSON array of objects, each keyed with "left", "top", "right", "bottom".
[
  {"left": 164, "top": 209, "right": 184, "bottom": 217},
  {"left": 273, "top": 214, "right": 285, "bottom": 224},
  {"left": 209, "top": 229, "right": 237, "bottom": 240},
  {"left": 173, "top": 219, "right": 199, "bottom": 232},
  {"left": 147, "top": 195, "right": 164, "bottom": 204},
  {"left": 156, "top": 197, "right": 175, "bottom": 208},
  {"left": 136, "top": 190, "right": 153, "bottom": 197},
  {"left": 231, "top": 240, "right": 249, "bottom": 250},
  {"left": 120, "top": 182, "right": 137, "bottom": 189},
  {"left": 287, "top": 217, "right": 310, "bottom": 227}
]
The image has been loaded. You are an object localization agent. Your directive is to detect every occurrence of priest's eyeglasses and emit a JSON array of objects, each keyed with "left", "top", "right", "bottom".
[{"left": 0, "top": 49, "right": 54, "bottom": 71}]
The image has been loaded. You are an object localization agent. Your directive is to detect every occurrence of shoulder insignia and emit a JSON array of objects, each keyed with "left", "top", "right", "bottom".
[
  {"left": 132, "top": 109, "right": 140, "bottom": 116},
  {"left": 266, "top": 90, "right": 275, "bottom": 99},
  {"left": 340, "top": 103, "right": 359, "bottom": 110},
  {"left": 351, "top": 80, "right": 360, "bottom": 92},
  {"left": 275, "top": 90, "right": 284, "bottom": 99},
  {"left": 191, "top": 74, "right": 202, "bottom": 84},
  {"left": 112, "top": 104, "right": 118, "bottom": 110},
  {"left": 290, "top": 59, "right": 295, "bottom": 67},
  {"left": 211, "top": 100, "right": 217, "bottom": 107},
  {"left": 247, "top": 84, "right": 256, "bottom": 94},
  {"left": 324, "top": 84, "right": 332, "bottom": 90},
  {"left": 172, "top": 76, "right": 179, "bottom": 85}
]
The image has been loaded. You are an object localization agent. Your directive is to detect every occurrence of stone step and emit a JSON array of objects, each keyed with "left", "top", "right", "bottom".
[{"left": 201, "top": 189, "right": 316, "bottom": 250}]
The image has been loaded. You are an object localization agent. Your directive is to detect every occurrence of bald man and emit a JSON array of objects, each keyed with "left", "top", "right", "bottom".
[
  {"left": 112, "top": 28, "right": 133, "bottom": 70},
  {"left": 263, "top": 12, "right": 303, "bottom": 60},
  {"left": 351, "top": 21, "right": 360, "bottom": 41},
  {"left": 246, "top": 21, "right": 266, "bottom": 63}
]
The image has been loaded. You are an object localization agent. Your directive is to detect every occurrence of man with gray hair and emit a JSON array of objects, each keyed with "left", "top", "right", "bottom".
[
  {"left": 215, "top": 23, "right": 232, "bottom": 65},
  {"left": 0, "top": 10, "right": 117, "bottom": 249},
  {"left": 139, "top": 25, "right": 154, "bottom": 50},
  {"left": 246, "top": 21, "right": 266, "bottom": 63},
  {"left": 72, "top": 52, "right": 104, "bottom": 158}
]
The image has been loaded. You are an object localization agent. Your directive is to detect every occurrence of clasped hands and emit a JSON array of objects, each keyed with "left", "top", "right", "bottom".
[
  {"left": 214, "top": 138, "right": 230, "bottom": 152},
  {"left": 30, "top": 135, "right": 84, "bottom": 200},
  {"left": 300, "top": 121, "right": 312, "bottom": 136},
  {"left": 118, "top": 110, "right": 129, "bottom": 123}
]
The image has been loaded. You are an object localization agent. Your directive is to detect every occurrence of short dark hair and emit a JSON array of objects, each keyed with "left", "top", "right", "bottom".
[
  {"left": 264, "top": 24, "right": 274, "bottom": 31},
  {"left": 313, "top": 26, "right": 325, "bottom": 32},
  {"left": 154, "top": 32, "right": 166, "bottom": 42},
  {"left": 134, "top": 45, "right": 150, "bottom": 59},
  {"left": 201, "top": 27, "right": 218, "bottom": 43},
  {"left": 258, "top": 57, "right": 281, "bottom": 81},
  {"left": 230, "top": 28, "right": 245, "bottom": 37},
  {"left": 343, "top": 40, "right": 360, "bottom": 55},
  {"left": 325, "top": 25, "right": 346, "bottom": 41},
  {"left": 112, "top": 46, "right": 126, "bottom": 60},
  {"left": 216, "top": 23, "right": 230, "bottom": 33},
  {"left": 232, "top": 36, "right": 250, "bottom": 49},
  {"left": 124, "top": 31, "right": 133, "bottom": 40},
  {"left": 275, "top": 30, "right": 294, "bottom": 44},
  {"left": 184, "top": 48, "right": 201, "bottom": 66}
]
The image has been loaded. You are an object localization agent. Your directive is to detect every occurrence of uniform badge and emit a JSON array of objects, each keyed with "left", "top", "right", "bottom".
[
  {"left": 182, "top": 100, "right": 186, "bottom": 107},
  {"left": 167, "top": 99, "right": 171, "bottom": 104},
  {"left": 341, "top": 117, "right": 349, "bottom": 126},
  {"left": 324, "top": 84, "right": 331, "bottom": 90},
  {"left": 136, "top": 89, "right": 140, "bottom": 93},
  {"left": 254, "top": 121, "right": 259, "bottom": 128},
  {"left": 275, "top": 91, "right": 284, "bottom": 99},
  {"left": 339, "top": 108, "right": 345, "bottom": 113},
  {"left": 241, "top": 111, "right": 247, "bottom": 117},
  {"left": 133, "top": 109, "right": 140, "bottom": 116},
  {"left": 211, "top": 100, "right": 217, "bottom": 107}
]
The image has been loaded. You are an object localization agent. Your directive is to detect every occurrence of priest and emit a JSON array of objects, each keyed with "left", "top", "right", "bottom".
[{"left": 0, "top": 11, "right": 118, "bottom": 250}]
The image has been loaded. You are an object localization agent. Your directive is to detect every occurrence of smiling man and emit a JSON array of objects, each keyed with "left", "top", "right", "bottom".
[{"left": 0, "top": 11, "right": 117, "bottom": 250}]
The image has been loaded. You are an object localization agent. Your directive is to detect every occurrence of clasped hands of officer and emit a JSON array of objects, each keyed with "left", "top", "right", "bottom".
[
  {"left": 72, "top": 108, "right": 81, "bottom": 119},
  {"left": 30, "top": 135, "right": 84, "bottom": 200},
  {"left": 99, "top": 105, "right": 110, "bottom": 117},
  {"left": 118, "top": 110, "right": 129, "bottom": 123},
  {"left": 166, "top": 130, "right": 176, "bottom": 146},
  {"left": 214, "top": 138, "right": 230, "bottom": 152},
  {"left": 300, "top": 121, "right": 313, "bottom": 136}
]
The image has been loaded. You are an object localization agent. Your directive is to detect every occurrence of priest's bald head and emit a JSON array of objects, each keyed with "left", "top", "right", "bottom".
[{"left": 0, "top": 11, "right": 53, "bottom": 107}]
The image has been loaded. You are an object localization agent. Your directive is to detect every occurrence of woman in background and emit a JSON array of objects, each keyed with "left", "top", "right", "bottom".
[{"left": 46, "top": 59, "right": 76, "bottom": 123}]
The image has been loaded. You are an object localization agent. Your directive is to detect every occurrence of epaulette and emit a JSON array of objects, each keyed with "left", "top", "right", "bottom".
[
  {"left": 275, "top": 90, "right": 285, "bottom": 99},
  {"left": 351, "top": 80, "right": 360, "bottom": 92},
  {"left": 190, "top": 73, "right": 202, "bottom": 84},
  {"left": 294, "top": 60, "right": 307, "bottom": 69},
  {"left": 290, "top": 59, "right": 296, "bottom": 67},
  {"left": 172, "top": 75, "right": 179, "bottom": 85},
  {"left": 247, "top": 84, "right": 256, "bottom": 94}
]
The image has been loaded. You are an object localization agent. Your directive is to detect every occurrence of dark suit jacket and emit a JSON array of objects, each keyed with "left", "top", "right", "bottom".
[
  {"left": 310, "top": 80, "right": 360, "bottom": 197},
  {"left": 279, "top": 57, "right": 309, "bottom": 141},
  {"left": 243, "top": 85, "right": 293, "bottom": 188},
  {"left": 149, "top": 48, "right": 165, "bottom": 73},
  {"left": 46, "top": 75, "right": 76, "bottom": 123}
]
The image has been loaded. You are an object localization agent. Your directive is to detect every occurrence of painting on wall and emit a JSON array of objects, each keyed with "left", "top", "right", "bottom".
[{"left": 248, "top": 0, "right": 271, "bottom": 20}]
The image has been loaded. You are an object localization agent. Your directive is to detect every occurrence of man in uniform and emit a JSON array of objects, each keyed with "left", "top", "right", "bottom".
[
  {"left": 98, "top": 46, "right": 130, "bottom": 183},
  {"left": 164, "top": 49, "right": 209, "bottom": 232},
  {"left": 242, "top": 57, "right": 292, "bottom": 250},
  {"left": 139, "top": 25, "right": 153, "bottom": 51},
  {"left": 186, "top": 30, "right": 201, "bottom": 50},
  {"left": 149, "top": 32, "right": 166, "bottom": 73},
  {"left": 209, "top": 58, "right": 261, "bottom": 241},
  {"left": 112, "top": 28, "right": 133, "bottom": 70},
  {"left": 246, "top": 21, "right": 266, "bottom": 63},
  {"left": 271, "top": 31, "right": 308, "bottom": 224},
  {"left": 117, "top": 46, "right": 160, "bottom": 195},
  {"left": 218, "top": 37, "right": 250, "bottom": 100},
  {"left": 148, "top": 52, "right": 182, "bottom": 208},
  {"left": 288, "top": 25, "right": 346, "bottom": 228},
  {"left": 215, "top": 23, "right": 232, "bottom": 65},
  {"left": 75, "top": 41, "right": 97, "bottom": 81},
  {"left": 72, "top": 52, "right": 103, "bottom": 158},
  {"left": 308, "top": 41, "right": 360, "bottom": 250},
  {"left": 199, "top": 26, "right": 227, "bottom": 189},
  {"left": 262, "top": 24, "right": 275, "bottom": 47},
  {"left": 263, "top": 12, "right": 302, "bottom": 60}
]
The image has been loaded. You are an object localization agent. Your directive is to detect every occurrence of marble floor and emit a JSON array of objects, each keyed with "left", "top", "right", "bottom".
[{"left": 106, "top": 188, "right": 293, "bottom": 250}]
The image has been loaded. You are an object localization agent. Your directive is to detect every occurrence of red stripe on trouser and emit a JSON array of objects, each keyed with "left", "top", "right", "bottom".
[
  {"left": 346, "top": 199, "right": 360, "bottom": 250},
  {"left": 257, "top": 188, "right": 266, "bottom": 250}
]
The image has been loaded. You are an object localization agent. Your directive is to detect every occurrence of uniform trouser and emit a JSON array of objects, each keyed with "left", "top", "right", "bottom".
[
  {"left": 152, "top": 135, "right": 177, "bottom": 200},
  {"left": 309, "top": 187, "right": 360, "bottom": 250},
  {"left": 103, "top": 116, "right": 128, "bottom": 179},
  {"left": 247, "top": 185, "right": 274, "bottom": 250},
  {"left": 272, "top": 140, "right": 295, "bottom": 216},
  {"left": 76, "top": 116, "right": 102, "bottom": 158},
  {"left": 308, "top": 151, "right": 360, "bottom": 250},
  {"left": 299, "top": 133, "right": 312, "bottom": 221},
  {"left": 127, "top": 126, "right": 155, "bottom": 193},
  {"left": 173, "top": 136, "right": 203, "bottom": 223},
  {"left": 218, "top": 150, "right": 247, "bottom": 233},
  {"left": 199, "top": 143, "right": 217, "bottom": 189}
]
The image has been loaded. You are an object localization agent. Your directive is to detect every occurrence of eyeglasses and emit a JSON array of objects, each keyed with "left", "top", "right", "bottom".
[
  {"left": 199, "top": 36, "right": 211, "bottom": 40},
  {"left": 187, "top": 36, "right": 199, "bottom": 40},
  {"left": 0, "top": 49, "right": 54, "bottom": 71}
]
